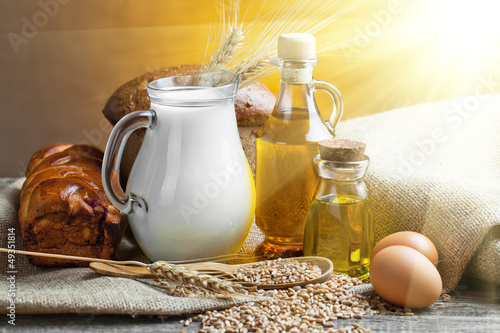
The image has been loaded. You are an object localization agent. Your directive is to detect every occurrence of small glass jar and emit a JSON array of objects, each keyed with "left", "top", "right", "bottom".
[{"left": 303, "top": 155, "right": 374, "bottom": 280}]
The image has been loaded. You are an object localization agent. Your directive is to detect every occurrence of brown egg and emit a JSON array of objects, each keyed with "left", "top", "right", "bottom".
[
  {"left": 370, "top": 245, "right": 442, "bottom": 308},
  {"left": 371, "top": 231, "right": 439, "bottom": 266}
]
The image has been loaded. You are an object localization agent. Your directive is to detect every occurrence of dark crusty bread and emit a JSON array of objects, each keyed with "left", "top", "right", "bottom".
[
  {"left": 19, "top": 144, "right": 124, "bottom": 267},
  {"left": 103, "top": 64, "right": 275, "bottom": 126},
  {"left": 103, "top": 65, "right": 203, "bottom": 126},
  {"left": 234, "top": 82, "right": 277, "bottom": 126},
  {"left": 102, "top": 64, "right": 275, "bottom": 181}
]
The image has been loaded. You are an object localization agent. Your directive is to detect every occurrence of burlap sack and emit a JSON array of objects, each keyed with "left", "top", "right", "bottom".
[
  {"left": 335, "top": 94, "right": 500, "bottom": 290},
  {"left": 0, "top": 179, "right": 259, "bottom": 315},
  {"left": 1, "top": 94, "right": 499, "bottom": 315}
]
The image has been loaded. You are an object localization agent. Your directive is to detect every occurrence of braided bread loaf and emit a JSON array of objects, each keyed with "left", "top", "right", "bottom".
[{"left": 19, "top": 143, "right": 123, "bottom": 267}]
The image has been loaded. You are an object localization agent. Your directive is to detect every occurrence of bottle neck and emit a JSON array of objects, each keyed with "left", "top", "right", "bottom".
[
  {"left": 281, "top": 67, "right": 313, "bottom": 83},
  {"left": 261, "top": 58, "right": 335, "bottom": 142},
  {"left": 275, "top": 80, "right": 312, "bottom": 111},
  {"left": 272, "top": 58, "right": 317, "bottom": 84},
  {"left": 272, "top": 59, "right": 317, "bottom": 111},
  {"left": 314, "top": 156, "right": 370, "bottom": 181},
  {"left": 314, "top": 157, "right": 370, "bottom": 201}
]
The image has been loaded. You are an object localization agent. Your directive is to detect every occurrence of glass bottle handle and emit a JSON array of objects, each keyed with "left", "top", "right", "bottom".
[
  {"left": 101, "top": 110, "right": 156, "bottom": 214},
  {"left": 312, "top": 80, "right": 344, "bottom": 132}
]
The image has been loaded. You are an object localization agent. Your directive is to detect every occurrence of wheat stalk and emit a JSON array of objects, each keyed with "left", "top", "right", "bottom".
[
  {"left": 0, "top": 247, "right": 257, "bottom": 296},
  {"left": 205, "top": 24, "right": 244, "bottom": 72},
  {"left": 148, "top": 261, "right": 248, "bottom": 295},
  {"left": 204, "top": 0, "right": 244, "bottom": 72},
  {"left": 234, "top": 50, "right": 276, "bottom": 87},
  {"left": 204, "top": 0, "right": 369, "bottom": 85}
]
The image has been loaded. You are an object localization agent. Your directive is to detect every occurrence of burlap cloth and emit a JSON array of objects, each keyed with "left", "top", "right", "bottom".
[
  {"left": 335, "top": 93, "right": 500, "bottom": 291},
  {"left": 1, "top": 94, "right": 499, "bottom": 315}
]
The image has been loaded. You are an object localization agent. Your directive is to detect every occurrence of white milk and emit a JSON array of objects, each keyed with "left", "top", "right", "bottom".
[{"left": 126, "top": 89, "right": 255, "bottom": 261}]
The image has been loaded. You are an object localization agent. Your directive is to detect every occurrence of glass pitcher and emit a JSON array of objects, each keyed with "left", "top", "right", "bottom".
[{"left": 102, "top": 70, "right": 255, "bottom": 261}]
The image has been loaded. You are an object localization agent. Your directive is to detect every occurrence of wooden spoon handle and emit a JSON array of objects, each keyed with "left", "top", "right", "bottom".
[
  {"left": 0, "top": 247, "right": 147, "bottom": 267},
  {"left": 89, "top": 262, "right": 156, "bottom": 279},
  {"left": 181, "top": 261, "right": 238, "bottom": 273}
]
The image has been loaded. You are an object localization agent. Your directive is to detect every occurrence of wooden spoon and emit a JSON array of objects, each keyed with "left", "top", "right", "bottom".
[
  {"left": 89, "top": 256, "right": 334, "bottom": 289},
  {"left": 0, "top": 247, "right": 333, "bottom": 289}
]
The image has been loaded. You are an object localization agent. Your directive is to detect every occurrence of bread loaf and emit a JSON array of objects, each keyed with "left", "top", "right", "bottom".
[
  {"left": 19, "top": 144, "right": 123, "bottom": 267},
  {"left": 102, "top": 64, "right": 275, "bottom": 181}
]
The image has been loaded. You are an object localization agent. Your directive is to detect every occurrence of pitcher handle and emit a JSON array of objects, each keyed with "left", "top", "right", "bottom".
[
  {"left": 102, "top": 110, "right": 156, "bottom": 214},
  {"left": 312, "top": 80, "right": 344, "bottom": 133}
]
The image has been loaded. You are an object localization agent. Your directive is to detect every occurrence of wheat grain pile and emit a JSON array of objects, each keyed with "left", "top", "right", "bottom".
[{"left": 152, "top": 259, "right": 451, "bottom": 333}]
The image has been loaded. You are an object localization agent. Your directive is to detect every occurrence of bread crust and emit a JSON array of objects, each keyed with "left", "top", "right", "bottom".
[
  {"left": 234, "top": 82, "right": 276, "bottom": 126},
  {"left": 25, "top": 143, "right": 73, "bottom": 176},
  {"left": 102, "top": 64, "right": 275, "bottom": 127},
  {"left": 19, "top": 144, "right": 123, "bottom": 267},
  {"left": 103, "top": 64, "right": 203, "bottom": 125}
]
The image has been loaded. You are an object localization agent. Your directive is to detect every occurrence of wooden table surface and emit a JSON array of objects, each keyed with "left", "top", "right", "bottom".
[{"left": 2, "top": 178, "right": 499, "bottom": 332}]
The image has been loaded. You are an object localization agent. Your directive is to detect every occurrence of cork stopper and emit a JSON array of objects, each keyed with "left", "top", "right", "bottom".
[
  {"left": 319, "top": 139, "right": 366, "bottom": 162},
  {"left": 278, "top": 33, "right": 316, "bottom": 60}
]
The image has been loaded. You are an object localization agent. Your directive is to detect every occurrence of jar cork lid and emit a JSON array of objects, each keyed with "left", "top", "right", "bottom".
[{"left": 319, "top": 139, "right": 366, "bottom": 162}]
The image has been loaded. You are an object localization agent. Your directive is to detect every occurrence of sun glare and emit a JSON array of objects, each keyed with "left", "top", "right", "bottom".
[
  {"left": 371, "top": 0, "right": 500, "bottom": 103},
  {"left": 424, "top": 0, "right": 500, "bottom": 63}
]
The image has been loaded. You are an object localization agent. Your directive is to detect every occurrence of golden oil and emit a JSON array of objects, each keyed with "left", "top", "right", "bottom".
[
  {"left": 303, "top": 193, "right": 372, "bottom": 280},
  {"left": 254, "top": 33, "right": 344, "bottom": 259},
  {"left": 255, "top": 108, "right": 330, "bottom": 250}
]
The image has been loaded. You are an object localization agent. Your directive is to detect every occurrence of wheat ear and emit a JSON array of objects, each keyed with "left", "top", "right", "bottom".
[
  {"left": 236, "top": 53, "right": 276, "bottom": 88},
  {"left": 148, "top": 261, "right": 248, "bottom": 295},
  {"left": 204, "top": 0, "right": 367, "bottom": 85},
  {"left": 205, "top": 24, "right": 244, "bottom": 72}
]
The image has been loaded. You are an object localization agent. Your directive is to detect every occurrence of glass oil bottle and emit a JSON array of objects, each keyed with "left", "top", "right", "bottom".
[
  {"left": 303, "top": 139, "right": 374, "bottom": 280},
  {"left": 255, "top": 33, "right": 343, "bottom": 259}
]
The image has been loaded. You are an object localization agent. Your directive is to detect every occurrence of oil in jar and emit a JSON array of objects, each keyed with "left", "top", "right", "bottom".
[
  {"left": 303, "top": 194, "right": 372, "bottom": 280},
  {"left": 303, "top": 139, "right": 373, "bottom": 280}
]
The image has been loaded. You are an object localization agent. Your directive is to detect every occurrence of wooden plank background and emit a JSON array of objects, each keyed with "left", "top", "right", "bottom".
[{"left": 1, "top": 0, "right": 499, "bottom": 176}]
